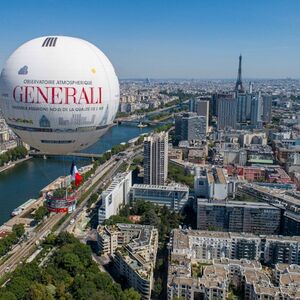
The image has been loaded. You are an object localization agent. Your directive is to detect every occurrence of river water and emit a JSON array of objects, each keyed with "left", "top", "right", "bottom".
[{"left": 0, "top": 124, "right": 152, "bottom": 224}]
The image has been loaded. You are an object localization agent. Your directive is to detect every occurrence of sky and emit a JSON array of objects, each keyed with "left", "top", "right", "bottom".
[{"left": 1, "top": 0, "right": 300, "bottom": 79}]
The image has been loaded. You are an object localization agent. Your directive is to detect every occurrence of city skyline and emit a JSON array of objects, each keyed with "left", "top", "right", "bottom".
[
  {"left": 0, "top": 2, "right": 300, "bottom": 299},
  {"left": 1, "top": 0, "right": 300, "bottom": 79}
]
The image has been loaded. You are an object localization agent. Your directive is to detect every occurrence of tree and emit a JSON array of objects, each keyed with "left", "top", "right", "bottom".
[
  {"left": 0, "top": 291, "right": 17, "bottom": 300},
  {"left": 88, "top": 193, "right": 99, "bottom": 206},
  {"left": 0, "top": 233, "right": 133, "bottom": 300},
  {"left": 54, "top": 283, "right": 68, "bottom": 299},
  {"left": 104, "top": 215, "right": 132, "bottom": 226},
  {"left": 25, "top": 282, "right": 54, "bottom": 300},
  {"left": 72, "top": 279, "right": 97, "bottom": 300},
  {"left": 141, "top": 209, "right": 160, "bottom": 227},
  {"left": 0, "top": 224, "right": 25, "bottom": 256},
  {"left": 6, "top": 276, "right": 31, "bottom": 299},
  {"left": 124, "top": 288, "right": 141, "bottom": 300},
  {"left": 90, "top": 291, "right": 114, "bottom": 300},
  {"left": 34, "top": 206, "right": 49, "bottom": 222},
  {"left": 119, "top": 205, "right": 130, "bottom": 217},
  {"left": 71, "top": 243, "right": 92, "bottom": 268},
  {"left": 153, "top": 278, "right": 162, "bottom": 298},
  {"left": 56, "top": 232, "right": 78, "bottom": 246},
  {"left": 93, "top": 272, "right": 115, "bottom": 291},
  {"left": 168, "top": 163, "right": 194, "bottom": 188},
  {"left": 56, "top": 252, "right": 83, "bottom": 276},
  {"left": 0, "top": 146, "right": 27, "bottom": 166},
  {"left": 12, "top": 224, "right": 25, "bottom": 237}
]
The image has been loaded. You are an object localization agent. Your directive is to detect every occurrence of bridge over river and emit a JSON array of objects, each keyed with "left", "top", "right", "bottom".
[{"left": 29, "top": 151, "right": 102, "bottom": 159}]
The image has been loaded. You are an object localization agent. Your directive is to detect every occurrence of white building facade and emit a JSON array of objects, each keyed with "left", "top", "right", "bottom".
[{"left": 98, "top": 171, "right": 132, "bottom": 224}]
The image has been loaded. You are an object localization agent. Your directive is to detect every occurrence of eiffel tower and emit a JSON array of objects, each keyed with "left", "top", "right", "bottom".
[{"left": 235, "top": 55, "right": 244, "bottom": 93}]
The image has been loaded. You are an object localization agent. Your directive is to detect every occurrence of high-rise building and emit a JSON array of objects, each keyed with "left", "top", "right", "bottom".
[
  {"left": 144, "top": 131, "right": 168, "bottom": 185},
  {"left": 210, "top": 93, "right": 231, "bottom": 117},
  {"left": 236, "top": 93, "right": 253, "bottom": 123},
  {"left": 250, "top": 94, "right": 262, "bottom": 126},
  {"left": 189, "top": 99, "right": 209, "bottom": 132},
  {"left": 175, "top": 112, "right": 206, "bottom": 142},
  {"left": 236, "top": 93, "right": 247, "bottom": 123},
  {"left": 189, "top": 98, "right": 209, "bottom": 116},
  {"left": 210, "top": 93, "right": 218, "bottom": 116},
  {"left": 196, "top": 100, "right": 209, "bottom": 132},
  {"left": 249, "top": 81, "right": 253, "bottom": 94},
  {"left": 217, "top": 98, "right": 237, "bottom": 130},
  {"left": 262, "top": 95, "right": 272, "bottom": 123},
  {"left": 189, "top": 98, "right": 197, "bottom": 112}
]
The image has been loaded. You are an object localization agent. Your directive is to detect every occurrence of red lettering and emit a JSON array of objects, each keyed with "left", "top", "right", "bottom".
[
  {"left": 11, "top": 85, "right": 103, "bottom": 105},
  {"left": 90, "top": 87, "right": 95, "bottom": 104},
  {"left": 98, "top": 87, "right": 102, "bottom": 104},
  {"left": 25, "top": 86, "right": 35, "bottom": 103},
  {"left": 65, "top": 87, "right": 76, "bottom": 104},
  {"left": 13, "top": 86, "right": 22, "bottom": 102},
  {"left": 36, "top": 87, "right": 48, "bottom": 103},
  {"left": 51, "top": 87, "right": 63, "bottom": 104},
  {"left": 89, "top": 87, "right": 101, "bottom": 104},
  {"left": 78, "top": 87, "right": 89, "bottom": 104}
]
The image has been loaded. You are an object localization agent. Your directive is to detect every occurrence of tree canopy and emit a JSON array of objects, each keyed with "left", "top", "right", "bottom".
[
  {"left": 0, "top": 146, "right": 28, "bottom": 167},
  {"left": 0, "top": 232, "right": 140, "bottom": 300},
  {"left": 0, "top": 224, "right": 25, "bottom": 257}
]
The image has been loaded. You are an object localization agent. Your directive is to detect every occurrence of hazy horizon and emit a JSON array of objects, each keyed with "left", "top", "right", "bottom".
[{"left": 1, "top": 0, "right": 300, "bottom": 79}]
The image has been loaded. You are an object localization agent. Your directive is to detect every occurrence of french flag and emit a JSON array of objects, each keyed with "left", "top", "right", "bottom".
[{"left": 70, "top": 161, "right": 82, "bottom": 187}]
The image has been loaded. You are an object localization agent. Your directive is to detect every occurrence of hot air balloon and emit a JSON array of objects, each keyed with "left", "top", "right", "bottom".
[{"left": 0, "top": 36, "right": 119, "bottom": 154}]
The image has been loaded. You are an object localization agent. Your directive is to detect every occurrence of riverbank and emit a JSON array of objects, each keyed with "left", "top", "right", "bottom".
[
  {"left": 0, "top": 124, "right": 153, "bottom": 225},
  {"left": 0, "top": 156, "right": 32, "bottom": 174}
]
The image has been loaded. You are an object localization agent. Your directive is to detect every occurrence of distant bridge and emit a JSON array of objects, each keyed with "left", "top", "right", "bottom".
[
  {"left": 115, "top": 100, "right": 189, "bottom": 127},
  {"left": 29, "top": 151, "right": 102, "bottom": 159}
]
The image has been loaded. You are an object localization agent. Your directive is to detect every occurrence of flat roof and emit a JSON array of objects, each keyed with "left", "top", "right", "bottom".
[
  {"left": 197, "top": 199, "right": 278, "bottom": 210},
  {"left": 132, "top": 183, "right": 189, "bottom": 191}
]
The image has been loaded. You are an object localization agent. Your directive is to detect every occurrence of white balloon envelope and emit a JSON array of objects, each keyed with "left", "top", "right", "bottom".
[{"left": 0, "top": 36, "right": 119, "bottom": 154}]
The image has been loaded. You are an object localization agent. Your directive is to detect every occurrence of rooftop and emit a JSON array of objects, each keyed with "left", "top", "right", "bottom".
[
  {"left": 132, "top": 183, "right": 189, "bottom": 192},
  {"left": 168, "top": 229, "right": 300, "bottom": 299},
  {"left": 102, "top": 171, "right": 132, "bottom": 196},
  {"left": 197, "top": 198, "right": 279, "bottom": 210},
  {"left": 241, "top": 183, "right": 300, "bottom": 209}
]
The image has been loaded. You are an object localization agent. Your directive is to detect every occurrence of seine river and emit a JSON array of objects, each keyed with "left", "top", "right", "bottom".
[{"left": 0, "top": 124, "right": 152, "bottom": 224}]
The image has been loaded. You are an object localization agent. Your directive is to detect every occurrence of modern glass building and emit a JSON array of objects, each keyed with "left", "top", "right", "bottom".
[{"left": 131, "top": 183, "right": 189, "bottom": 211}]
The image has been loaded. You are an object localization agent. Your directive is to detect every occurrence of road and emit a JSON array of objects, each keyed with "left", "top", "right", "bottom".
[
  {"left": 0, "top": 213, "right": 62, "bottom": 277},
  {"left": 0, "top": 143, "right": 142, "bottom": 278},
  {"left": 57, "top": 146, "right": 142, "bottom": 235},
  {"left": 54, "top": 158, "right": 121, "bottom": 234}
]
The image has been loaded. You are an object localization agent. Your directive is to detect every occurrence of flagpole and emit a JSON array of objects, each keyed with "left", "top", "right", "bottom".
[{"left": 65, "top": 173, "right": 68, "bottom": 214}]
